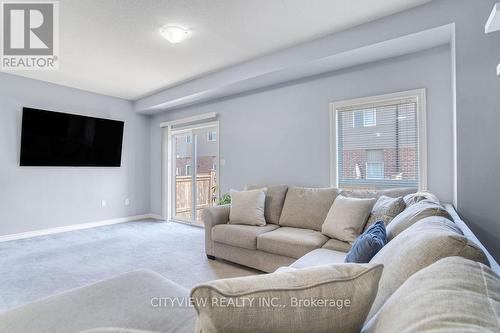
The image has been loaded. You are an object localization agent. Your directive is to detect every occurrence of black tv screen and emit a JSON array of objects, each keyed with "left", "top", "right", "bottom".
[{"left": 20, "top": 108, "right": 124, "bottom": 167}]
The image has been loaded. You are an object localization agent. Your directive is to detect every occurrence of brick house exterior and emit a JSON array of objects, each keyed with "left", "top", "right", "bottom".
[{"left": 338, "top": 103, "right": 418, "bottom": 188}]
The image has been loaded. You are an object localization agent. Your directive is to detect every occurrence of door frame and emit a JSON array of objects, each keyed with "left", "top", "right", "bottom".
[{"left": 162, "top": 120, "right": 220, "bottom": 225}]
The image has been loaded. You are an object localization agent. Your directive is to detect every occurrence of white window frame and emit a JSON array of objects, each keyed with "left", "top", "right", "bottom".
[
  {"left": 207, "top": 131, "right": 217, "bottom": 142},
  {"left": 329, "top": 89, "right": 427, "bottom": 190},
  {"left": 160, "top": 112, "right": 219, "bottom": 222},
  {"left": 185, "top": 164, "right": 191, "bottom": 176}
]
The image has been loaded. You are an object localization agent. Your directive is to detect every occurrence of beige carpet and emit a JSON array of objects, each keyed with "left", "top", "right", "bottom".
[{"left": 0, "top": 220, "right": 259, "bottom": 312}]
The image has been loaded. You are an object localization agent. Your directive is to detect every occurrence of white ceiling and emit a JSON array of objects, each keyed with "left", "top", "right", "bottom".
[{"left": 2, "top": 0, "right": 432, "bottom": 100}]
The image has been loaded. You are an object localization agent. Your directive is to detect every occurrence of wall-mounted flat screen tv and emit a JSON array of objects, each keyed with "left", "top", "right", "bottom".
[{"left": 20, "top": 107, "right": 124, "bottom": 167}]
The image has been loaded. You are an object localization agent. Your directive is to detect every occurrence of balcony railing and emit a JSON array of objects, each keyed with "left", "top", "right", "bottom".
[{"left": 175, "top": 171, "right": 216, "bottom": 221}]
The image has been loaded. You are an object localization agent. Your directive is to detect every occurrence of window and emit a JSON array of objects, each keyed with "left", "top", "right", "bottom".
[
  {"left": 185, "top": 164, "right": 192, "bottom": 176},
  {"left": 186, "top": 135, "right": 192, "bottom": 144},
  {"left": 207, "top": 131, "right": 217, "bottom": 142},
  {"left": 353, "top": 109, "right": 376, "bottom": 127},
  {"left": 331, "top": 90, "right": 426, "bottom": 190},
  {"left": 366, "top": 150, "right": 384, "bottom": 179}
]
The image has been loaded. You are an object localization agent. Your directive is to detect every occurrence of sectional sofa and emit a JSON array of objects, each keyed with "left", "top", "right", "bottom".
[
  {"left": 204, "top": 186, "right": 417, "bottom": 272},
  {"left": 0, "top": 186, "right": 499, "bottom": 332}
]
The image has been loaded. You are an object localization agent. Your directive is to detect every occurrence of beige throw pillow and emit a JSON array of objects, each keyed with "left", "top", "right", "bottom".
[
  {"left": 321, "top": 196, "right": 376, "bottom": 243},
  {"left": 229, "top": 188, "right": 267, "bottom": 226},
  {"left": 246, "top": 185, "right": 288, "bottom": 225},
  {"left": 364, "top": 196, "right": 406, "bottom": 231},
  {"left": 362, "top": 257, "right": 500, "bottom": 333},
  {"left": 191, "top": 263, "right": 383, "bottom": 333}
]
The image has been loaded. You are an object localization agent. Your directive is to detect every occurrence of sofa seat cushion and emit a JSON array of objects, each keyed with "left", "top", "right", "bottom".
[
  {"left": 362, "top": 257, "right": 500, "bottom": 333},
  {"left": 366, "top": 217, "right": 488, "bottom": 321},
  {"left": 211, "top": 224, "right": 280, "bottom": 250},
  {"left": 290, "top": 249, "right": 347, "bottom": 269},
  {"left": 322, "top": 238, "right": 352, "bottom": 252},
  {"left": 257, "top": 227, "right": 329, "bottom": 259},
  {"left": 0, "top": 270, "right": 196, "bottom": 333}
]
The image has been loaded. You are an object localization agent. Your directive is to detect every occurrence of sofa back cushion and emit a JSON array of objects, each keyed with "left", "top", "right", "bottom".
[
  {"left": 229, "top": 189, "right": 267, "bottom": 226},
  {"left": 191, "top": 263, "right": 383, "bottom": 333},
  {"left": 362, "top": 257, "right": 500, "bottom": 333},
  {"left": 246, "top": 185, "right": 288, "bottom": 225},
  {"left": 339, "top": 188, "right": 416, "bottom": 199},
  {"left": 279, "top": 187, "right": 338, "bottom": 231},
  {"left": 403, "top": 191, "right": 440, "bottom": 206},
  {"left": 385, "top": 199, "right": 453, "bottom": 241},
  {"left": 321, "top": 196, "right": 376, "bottom": 243},
  {"left": 366, "top": 217, "right": 488, "bottom": 321}
]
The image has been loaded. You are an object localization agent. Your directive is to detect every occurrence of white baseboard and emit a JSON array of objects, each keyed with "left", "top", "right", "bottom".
[
  {"left": 0, "top": 213, "right": 161, "bottom": 243},
  {"left": 149, "top": 213, "right": 164, "bottom": 220}
]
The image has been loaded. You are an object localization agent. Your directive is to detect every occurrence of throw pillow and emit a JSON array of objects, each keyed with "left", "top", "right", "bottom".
[
  {"left": 403, "top": 191, "right": 440, "bottom": 206},
  {"left": 385, "top": 199, "right": 453, "bottom": 240},
  {"left": 366, "top": 217, "right": 488, "bottom": 321},
  {"left": 228, "top": 188, "right": 267, "bottom": 226},
  {"left": 246, "top": 185, "right": 288, "bottom": 224},
  {"left": 362, "top": 257, "right": 500, "bottom": 333},
  {"left": 191, "top": 263, "right": 383, "bottom": 333},
  {"left": 345, "top": 221, "right": 387, "bottom": 263},
  {"left": 364, "top": 196, "right": 406, "bottom": 231},
  {"left": 321, "top": 196, "right": 376, "bottom": 243},
  {"left": 279, "top": 187, "right": 338, "bottom": 231}
]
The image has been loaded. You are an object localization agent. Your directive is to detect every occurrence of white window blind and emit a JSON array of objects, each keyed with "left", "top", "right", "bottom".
[{"left": 336, "top": 97, "right": 419, "bottom": 189}]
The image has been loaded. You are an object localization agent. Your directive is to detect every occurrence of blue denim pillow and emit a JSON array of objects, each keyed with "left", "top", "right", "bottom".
[{"left": 345, "top": 221, "right": 387, "bottom": 263}]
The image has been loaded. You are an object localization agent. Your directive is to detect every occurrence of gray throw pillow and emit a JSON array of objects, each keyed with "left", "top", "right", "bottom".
[
  {"left": 191, "top": 263, "right": 383, "bottom": 333},
  {"left": 321, "top": 196, "right": 376, "bottom": 243},
  {"left": 229, "top": 188, "right": 267, "bottom": 226},
  {"left": 362, "top": 257, "right": 500, "bottom": 333},
  {"left": 366, "top": 217, "right": 488, "bottom": 321},
  {"left": 364, "top": 196, "right": 406, "bottom": 231},
  {"left": 279, "top": 187, "right": 338, "bottom": 231}
]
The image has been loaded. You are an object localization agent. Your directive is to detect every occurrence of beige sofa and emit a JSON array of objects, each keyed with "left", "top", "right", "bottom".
[
  {"left": 1, "top": 187, "right": 499, "bottom": 333},
  {"left": 203, "top": 186, "right": 417, "bottom": 272}
]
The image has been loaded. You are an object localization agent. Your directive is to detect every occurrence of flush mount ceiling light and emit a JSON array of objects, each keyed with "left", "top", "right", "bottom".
[{"left": 159, "top": 25, "right": 190, "bottom": 44}]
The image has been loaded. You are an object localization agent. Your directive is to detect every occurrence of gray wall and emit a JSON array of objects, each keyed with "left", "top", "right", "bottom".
[
  {"left": 0, "top": 73, "right": 151, "bottom": 235},
  {"left": 151, "top": 0, "right": 500, "bottom": 261},
  {"left": 150, "top": 45, "right": 453, "bottom": 214}
]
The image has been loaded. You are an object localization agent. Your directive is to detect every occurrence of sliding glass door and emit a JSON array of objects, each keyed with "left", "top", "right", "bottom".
[{"left": 171, "top": 123, "right": 218, "bottom": 226}]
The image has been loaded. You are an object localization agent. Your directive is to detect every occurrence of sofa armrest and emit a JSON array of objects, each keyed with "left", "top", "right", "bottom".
[{"left": 202, "top": 204, "right": 230, "bottom": 256}]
